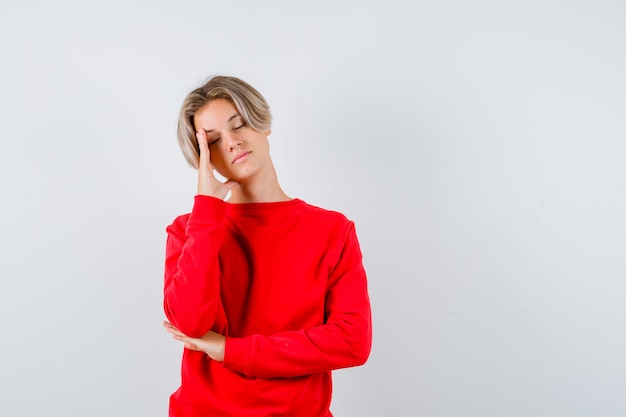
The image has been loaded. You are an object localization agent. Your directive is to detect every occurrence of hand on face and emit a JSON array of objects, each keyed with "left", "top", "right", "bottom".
[{"left": 196, "top": 128, "right": 240, "bottom": 199}]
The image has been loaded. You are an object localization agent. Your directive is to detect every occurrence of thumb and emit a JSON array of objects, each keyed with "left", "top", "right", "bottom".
[{"left": 224, "top": 179, "right": 240, "bottom": 191}]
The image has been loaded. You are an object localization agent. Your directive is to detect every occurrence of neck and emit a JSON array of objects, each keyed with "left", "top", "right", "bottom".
[{"left": 228, "top": 164, "right": 290, "bottom": 204}]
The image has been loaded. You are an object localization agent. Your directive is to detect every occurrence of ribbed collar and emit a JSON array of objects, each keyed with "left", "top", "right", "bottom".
[{"left": 225, "top": 198, "right": 305, "bottom": 226}]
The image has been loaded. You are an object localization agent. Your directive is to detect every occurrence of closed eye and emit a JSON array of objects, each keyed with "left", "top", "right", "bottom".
[
  {"left": 233, "top": 122, "right": 246, "bottom": 130},
  {"left": 209, "top": 137, "right": 220, "bottom": 146}
]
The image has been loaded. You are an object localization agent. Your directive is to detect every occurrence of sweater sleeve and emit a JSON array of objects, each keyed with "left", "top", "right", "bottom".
[
  {"left": 163, "top": 195, "right": 228, "bottom": 338},
  {"left": 222, "top": 223, "right": 372, "bottom": 378}
]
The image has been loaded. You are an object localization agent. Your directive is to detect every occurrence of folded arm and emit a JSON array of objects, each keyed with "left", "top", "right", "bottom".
[
  {"left": 163, "top": 196, "right": 228, "bottom": 338},
  {"left": 165, "top": 224, "right": 372, "bottom": 378}
]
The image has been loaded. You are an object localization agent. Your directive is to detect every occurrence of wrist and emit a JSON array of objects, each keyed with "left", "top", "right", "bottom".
[{"left": 210, "top": 337, "right": 226, "bottom": 362}]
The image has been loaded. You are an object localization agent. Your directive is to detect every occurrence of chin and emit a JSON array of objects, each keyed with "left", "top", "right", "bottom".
[
  {"left": 218, "top": 171, "right": 253, "bottom": 184},
  {"left": 217, "top": 163, "right": 263, "bottom": 184},
  {"left": 214, "top": 167, "right": 240, "bottom": 181}
]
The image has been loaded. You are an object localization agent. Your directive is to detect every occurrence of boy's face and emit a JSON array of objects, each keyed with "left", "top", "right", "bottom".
[{"left": 194, "top": 98, "right": 271, "bottom": 183}]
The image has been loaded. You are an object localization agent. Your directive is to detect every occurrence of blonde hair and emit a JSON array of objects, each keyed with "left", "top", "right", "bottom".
[{"left": 177, "top": 75, "right": 272, "bottom": 169}]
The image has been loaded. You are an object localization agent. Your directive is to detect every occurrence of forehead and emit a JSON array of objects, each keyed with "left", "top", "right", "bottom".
[{"left": 193, "top": 99, "right": 240, "bottom": 130}]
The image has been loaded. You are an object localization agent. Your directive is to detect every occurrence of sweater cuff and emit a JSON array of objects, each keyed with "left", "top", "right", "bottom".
[
  {"left": 224, "top": 336, "right": 254, "bottom": 376},
  {"left": 188, "top": 195, "right": 227, "bottom": 226}
]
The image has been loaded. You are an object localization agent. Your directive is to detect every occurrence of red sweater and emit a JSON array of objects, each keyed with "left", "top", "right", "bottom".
[{"left": 164, "top": 196, "right": 372, "bottom": 416}]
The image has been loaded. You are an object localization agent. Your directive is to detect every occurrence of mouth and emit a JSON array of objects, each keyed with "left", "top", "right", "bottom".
[{"left": 232, "top": 151, "right": 251, "bottom": 165}]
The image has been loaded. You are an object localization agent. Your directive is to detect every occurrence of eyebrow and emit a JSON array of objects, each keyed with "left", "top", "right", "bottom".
[{"left": 202, "top": 114, "right": 241, "bottom": 133}]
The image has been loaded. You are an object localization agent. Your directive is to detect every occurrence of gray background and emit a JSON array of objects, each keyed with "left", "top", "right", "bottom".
[{"left": 1, "top": 1, "right": 625, "bottom": 416}]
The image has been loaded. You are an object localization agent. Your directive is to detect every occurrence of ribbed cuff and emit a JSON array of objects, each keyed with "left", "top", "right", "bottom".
[
  {"left": 188, "top": 195, "right": 227, "bottom": 226},
  {"left": 224, "top": 336, "right": 255, "bottom": 377}
]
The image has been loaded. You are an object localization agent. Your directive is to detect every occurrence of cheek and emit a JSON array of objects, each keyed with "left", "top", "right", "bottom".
[
  {"left": 209, "top": 149, "right": 230, "bottom": 175},
  {"left": 209, "top": 148, "right": 224, "bottom": 165}
]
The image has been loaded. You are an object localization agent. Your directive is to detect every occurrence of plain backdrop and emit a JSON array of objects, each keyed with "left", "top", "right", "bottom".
[{"left": 1, "top": 1, "right": 625, "bottom": 416}]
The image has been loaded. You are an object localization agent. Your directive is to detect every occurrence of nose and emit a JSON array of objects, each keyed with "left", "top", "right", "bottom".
[{"left": 224, "top": 132, "right": 242, "bottom": 151}]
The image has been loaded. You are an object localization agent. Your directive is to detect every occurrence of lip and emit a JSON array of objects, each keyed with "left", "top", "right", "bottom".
[{"left": 231, "top": 151, "right": 251, "bottom": 164}]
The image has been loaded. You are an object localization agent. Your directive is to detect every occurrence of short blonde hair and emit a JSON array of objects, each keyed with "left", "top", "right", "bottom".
[{"left": 177, "top": 75, "right": 272, "bottom": 169}]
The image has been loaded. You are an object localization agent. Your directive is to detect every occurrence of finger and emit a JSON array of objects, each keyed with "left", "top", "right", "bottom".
[
  {"left": 163, "top": 322, "right": 186, "bottom": 338},
  {"left": 162, "top": 321, "right": 177, "bottom": 330},
  {"left": 196, "top": 129, "right": 211, "bottom": 167},
  {"left": 184, "top": 342, "right": 201, "bottom": 351},
  {"left": 223, "top": 178, "right": 240, "bottom": 192},
  {"left": 167, "top": 327, "right": 187, "bottom": 338},
  {"left": 173, "top": 334, "right": 203, "bottom": 352},
  {"left": 171, "top": 332, "right": 197, "bottom": 345},
  {"left": 195, "top": 128, "right": 206, "bottom": 151}
]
